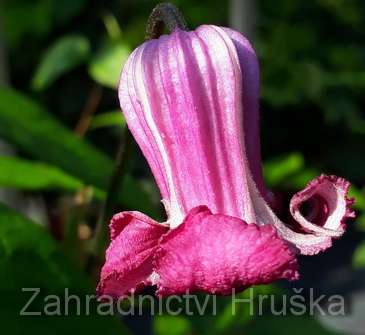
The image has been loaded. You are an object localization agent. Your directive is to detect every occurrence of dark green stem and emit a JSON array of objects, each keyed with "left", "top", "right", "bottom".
[
  {"left": 146, "top": 3, "right": 188, "bottom": 40},
  {"left": 89, "top": 128, "right": 132, "bottom": 259}
]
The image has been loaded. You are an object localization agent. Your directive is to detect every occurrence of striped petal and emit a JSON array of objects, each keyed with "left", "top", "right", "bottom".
[{"left": 119, "top": 25, "right": 261, "bottom": 227}]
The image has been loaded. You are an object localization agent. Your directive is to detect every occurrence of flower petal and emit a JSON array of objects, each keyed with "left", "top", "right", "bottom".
[
  {"left": 119, "top": 25, "right": 261, "bottom": 227},
  {"left": 286, "top": 175, "right": 355, "bottom": 252},
  {"left": 266, "top": 175, "right": 355, "bottom": 255},
  {"left": 97, "top": 212, "right": 168, "bottom": 298},
  {"left": 154, "top": 206, "right": 298, "bottom": 296},
  {"left": 290, "top": 175, "right": 355, "bottom": 234},
  {"left": 223, "top": 27, "right": 269, "bottom": 200}
]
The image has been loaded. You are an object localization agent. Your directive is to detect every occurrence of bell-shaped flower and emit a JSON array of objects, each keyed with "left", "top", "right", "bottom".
[{"left": 97, "top": 25, "right": 354, "bottom": 298}]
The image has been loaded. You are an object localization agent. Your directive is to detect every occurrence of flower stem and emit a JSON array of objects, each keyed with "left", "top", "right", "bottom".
[
  {"left": 146, "top": 3, "right": 188, "bottom": 40},
  {"left": 91, "top": 128, "right": 132, "bottom": 258}
]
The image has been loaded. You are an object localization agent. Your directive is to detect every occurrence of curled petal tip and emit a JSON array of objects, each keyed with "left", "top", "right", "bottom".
[{"left": 281, "top": 174, "right": 355, "bottom": 255}]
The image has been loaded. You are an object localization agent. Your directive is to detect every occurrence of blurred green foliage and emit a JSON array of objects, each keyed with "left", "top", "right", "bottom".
[
  {"left": 0, "top": 88, "right": 157, "bottom": 215},
  {"left": 0, "top": 203, "right": 131, "bottom": 334},
  {"left": 0, "top": 155, "right": 85, "bottom": 192},
  {"left": 89, "top": 41, "right": 130, "bottom": 88},
  {"left": 90, "top": 110, "right": 125, "bottom": 130},
  {"left": 353, "top": 239, "right": 365, "bottom": 268},
  {"left": 0, "top": 202, "right": 84, "bottom": 290},
  {"left": 32, "top": 34, "right": 90, "bottom": 91},
  {"left": 0, "top": 0, "right": 364, "bottom": 334}
]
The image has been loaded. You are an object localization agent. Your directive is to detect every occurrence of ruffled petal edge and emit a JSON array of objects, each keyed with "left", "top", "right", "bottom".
[
  {"left": 154, "top": 206, "right": 298, "bottom": 296},
  {"left": 97, "top": 211, "right": 168, "bottom": 298}
]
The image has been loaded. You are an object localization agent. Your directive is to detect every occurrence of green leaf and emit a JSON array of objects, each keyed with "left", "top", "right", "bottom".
[
  {"left": 0, "top": 155, "right": 83, "bottom": 192},
  {"left": 264, "top": 153, "right": 323, "bottom": 190},
  {"left": 32, "top": 34, "right": 90, "bottom": 91},
  {"left": 0, "top": 0, "right": 53, "bottom": 47},
  {"left": 89, "top": 41, "right": 130, "bottom": 88},
  {"left": 102, "top": 13, "right": 122, "bottom": 40},
  {"left": 353, "top": 241, "right": 365, "bottom": 269},
  {"left": 0, "top": 88, "right": 157, "bottom": 216},
  {"left": 264, "top": 152, "right": 304, "bottom": 187},
  {"left": 154, "top": 315, "right": 192, "bottom": 335},
  {"left": 355, "top": 213, "right": 365, "bottom": 232},
  {"left": 0, "top": 202, "right": 130, "bottom": 334},
  {"left": 0, "top": 88, "right": 110, "bottom": 188},
  {"left": 0, "top": 202, "right": 79, "bottom": 290},
  {"left": 282, "top": 167, "right": 319, "bottom": 189},
  {"left": 90, "top": 111, "right": 125, "bottom": 130},
  {"left": 348, "top": 185, "right": 365, "bottom": 211}
]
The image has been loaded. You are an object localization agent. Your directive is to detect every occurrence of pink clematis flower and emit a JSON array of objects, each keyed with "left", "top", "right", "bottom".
[{"left": 97, "top": 25, "right": 355, "bottom": 298}]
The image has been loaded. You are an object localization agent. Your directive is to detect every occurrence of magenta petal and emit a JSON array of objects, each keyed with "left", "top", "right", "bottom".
[
  {"left": 290, "top": 175, "right": 355, "bottom": 233},
  {"left": 154, "top": 206, "right": 298, "bottom": 296},
  {"left": 97, "top": 212, "right": 168, "bottom": 298},
  {"left": 268, "top": 175, "right": 355, "bottom": 256},
  {"left": 283, "top": 175, "right": 355, "bottom": 254},
  {"left": 222, "top": 27, "right": 268, "bottom": 200},
  {"left": 119, "top": 25, "right": 262, "bottom": 226}
]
